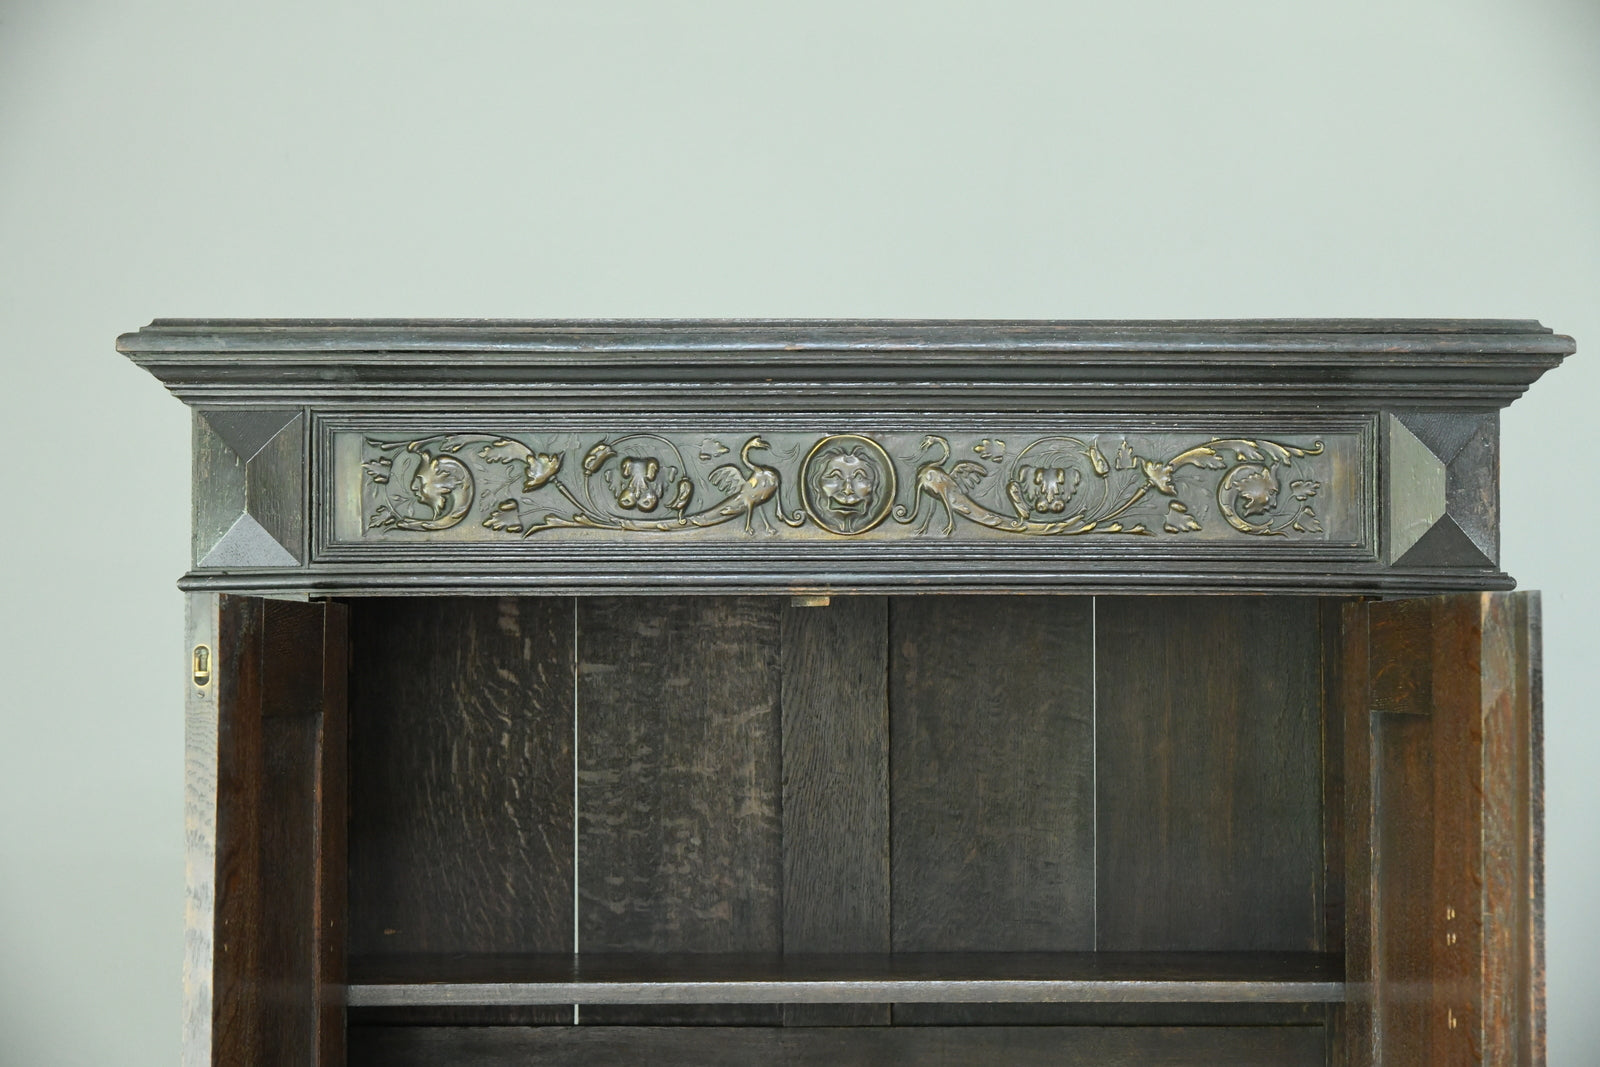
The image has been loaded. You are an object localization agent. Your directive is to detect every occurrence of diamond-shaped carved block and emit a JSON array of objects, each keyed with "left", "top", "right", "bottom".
[
  {"left": 1385, "top": 411, "right": 1498, "bottom": 568},
  {"left": 193, "top": 409, "right": 304, "bottom": 568}
]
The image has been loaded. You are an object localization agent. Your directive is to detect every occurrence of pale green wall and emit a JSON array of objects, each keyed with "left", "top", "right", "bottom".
[{"left": 2, "top": 2, "right": 1595, "bottom": 1062}]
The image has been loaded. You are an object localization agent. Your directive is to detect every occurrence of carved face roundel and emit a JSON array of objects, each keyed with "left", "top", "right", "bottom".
[{"left": 800, "top": 434, "right": 897, "bottom": 535}]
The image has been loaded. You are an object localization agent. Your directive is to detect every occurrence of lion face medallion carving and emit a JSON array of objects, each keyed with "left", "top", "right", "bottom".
[{"left": 800, "top": 434, "right": 896, "bottom": 535}]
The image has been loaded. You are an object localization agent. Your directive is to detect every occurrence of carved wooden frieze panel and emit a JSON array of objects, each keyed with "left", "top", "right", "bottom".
[{"left": 328, "top": 428, "right": 1364, "bottom": 549}]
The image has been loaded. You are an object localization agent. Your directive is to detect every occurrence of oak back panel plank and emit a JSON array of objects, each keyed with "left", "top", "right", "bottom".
[
  {"left": 347, "top": 598, "right": 575, "bottom": 959},
  {"left": 317, "top": 604, "right": 349, "bottom": 1064},
  {"left": 889, "top": 596, "right": 1096, "bottom": 955},
  {"left": 1318, "top": 599, "right": 1348, "bottom": 962},
  {"left": 780, "top": 597, "right": 890, "bottom": 1026},
  {"left": 1095, "top": 596, "right": 1323, "bottom": 952},
  {"left": 577, "top": 596, "right": 783, "bottom": 1024}
]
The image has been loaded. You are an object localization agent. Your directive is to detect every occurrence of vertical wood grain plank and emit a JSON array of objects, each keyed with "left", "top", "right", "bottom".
[
  {"left": 780, "top": 597, "right": 889, "bottom": 1027},
  {"left": 1373, "top": 693, "right": 1436, "bottom": 1064},
  {"left": 1357, "top": 595, "right": 1442, "bottom": 1066},
  {"left": 1473, "top": 593, "right": 1542, "bottom": 1065},
  {"left": 577, "top": 596, "right": 783, "bottom": 1025},
  {"left": 1355, "top": 591, "right": 1543, "bottom": 1066},
  {"left": 1319, "top": 600, "right": 1349, "bottom": 959},
  {"left": 1428, "top": 597, "right": 1487, "bottom": 1062},
  {"left": 317, "top": 603, "right": 349, "bottom": 1067},
  {"left": 259, "top": 699, "right": 320, "bottom": 1058},
  {"left": 1319, "top": 599, "right": 1351, "bottom": 1066},
  {"left": 212, "top": 596, "right": 265, "bottom": 1063},
  {"left": 211, "top": 595, "right": 346, "bottom": 1065},
  {"left": 1340, "top": 599, "right": 1376, "bottom": 1066},
  {"left": 1519, "top": 596, "right": 1546, "bottom": 1066},
  {"left": 1095, "top": 597, "right": 1322, "bottom": 952},
  {"left": 889, "top": 595, "right": 1094, "bottom": 1026},
  {"left": 347, "top": 597, "right": 575, "bottom": 986},
  {"left": 1475, "top": 594, "right": 1528, "bottom": 1061}
]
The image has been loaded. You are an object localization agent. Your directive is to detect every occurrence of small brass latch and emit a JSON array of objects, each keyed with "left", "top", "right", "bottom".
[{"left": 192, "top": 644, "right": 212, "bottom": 688}]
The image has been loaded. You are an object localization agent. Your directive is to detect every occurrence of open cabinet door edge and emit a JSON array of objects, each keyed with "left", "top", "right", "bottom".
[
  {"left": 185, "top": 594, "right": 348, "bottom": 1067},
  {"left": 1481, "top": 592, "right": 1543, "bottom": 1066},
  {"left": 1343, "top": 591, "right": 1543, "bottom": 1066}
]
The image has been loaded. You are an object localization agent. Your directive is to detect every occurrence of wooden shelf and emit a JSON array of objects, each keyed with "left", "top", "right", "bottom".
[{"left": 347, "top": 952, "right": 1344, "bottom": 1007}]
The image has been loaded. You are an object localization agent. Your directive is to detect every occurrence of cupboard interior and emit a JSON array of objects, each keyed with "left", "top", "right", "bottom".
[{"left": 341, "top": 594, "right": 1347, "bottom": 1062}]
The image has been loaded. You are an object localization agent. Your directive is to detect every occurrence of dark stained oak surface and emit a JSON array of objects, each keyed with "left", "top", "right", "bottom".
[
  {"left": 780, "top": 597, "right": 890, "bottom": 1026},
  {"left": 576, "top": 596, "right": 784, "bottom": 1025},
  {"left": 576, "top": 596, "right": 783, "bottom": 954},
  {"left": 210, "top": 596, "right": 346, "bottom": 1066},
  {"left": 890, "top": 596, "right": 1096, "bottom": 954},
  {"left": 780, "top": 598, "right": 890, "bottom": 954},
  {"left": 1346, "top": 592, "right": 1544, "bottom": 1065},
  {"left": 1096, "top": 596, "right": 1324, "bottom": 952},
  {"left": 346, "top": 597, "right": 575, "bottom": 1028},
  {"left": 347, "top": 598, "right": 575, "bottom": 959},
  {"left": 135, "top": 317, "right": 1557, "bottom": 1067}
]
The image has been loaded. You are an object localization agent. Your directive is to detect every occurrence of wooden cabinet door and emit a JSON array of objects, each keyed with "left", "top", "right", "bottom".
[
  {"left": 186, "top": 594, "right": 348, "bottom": 1067},
  {"left": 1343, "top": 592, "right": 1542, "bottom": 1065}
]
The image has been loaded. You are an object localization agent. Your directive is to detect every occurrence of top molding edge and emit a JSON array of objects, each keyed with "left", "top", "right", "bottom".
[
  {"left": 119, "top": 319, "right": 1573, "bottom": 410},
  {"left": 120, "top": 317, "right": 1574, "bottom": 355}
]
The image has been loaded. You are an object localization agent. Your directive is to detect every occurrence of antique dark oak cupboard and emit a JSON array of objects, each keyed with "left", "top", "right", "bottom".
[{"left": 121, "top": 319, "right": 1569, "bottom": 1066}]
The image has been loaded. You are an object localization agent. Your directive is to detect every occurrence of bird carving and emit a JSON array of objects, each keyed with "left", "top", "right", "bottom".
[{"left": 703, "top": 435, "right": 785, "bottom": 533}]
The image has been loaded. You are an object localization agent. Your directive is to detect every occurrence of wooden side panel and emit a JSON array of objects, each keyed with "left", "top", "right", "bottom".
[
  {"left": 889, "top": 596, "right": 1096, "bottom": 955},
  {"left": 780, "top": 598, "right": 890, "bottom": 1026},
  {"left": 577, "top": 596, "right": 783, "bottom": 1025},
  {"left": 209, "top": 595, "right": 346, "bottom": 1066},
  {"left": 1095, "top": 597, "right": 1323, "bottom": 952},
  {"left": 1346, "top": 592, "right": 1543, "bottom": 1065},
  {"left": 348, "top": 1024, "right": 1328, "bottom": 1066}
]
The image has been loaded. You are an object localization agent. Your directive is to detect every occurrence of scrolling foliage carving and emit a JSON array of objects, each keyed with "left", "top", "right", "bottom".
[
  {"left": 357, "top": 430, "right": 1330, "bottom": 543},
  {"left": 367, "top": 433, "right": 804, "bottom": 537},
  {"left": 897, "top": 435, "right": 1324, "bottom": 537}
]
